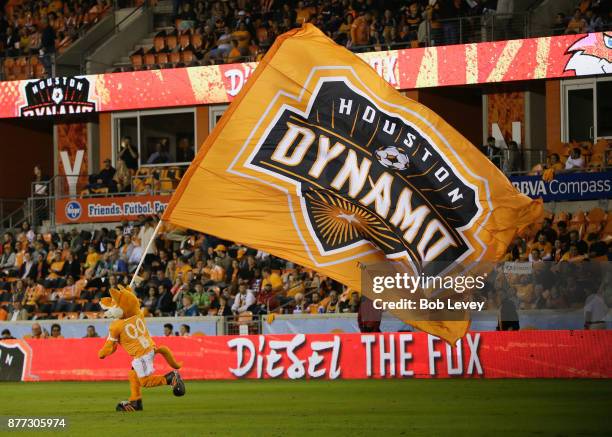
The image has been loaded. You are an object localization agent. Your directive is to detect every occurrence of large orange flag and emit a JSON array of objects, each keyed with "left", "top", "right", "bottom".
[{"left": 163, "top": 24, "right": 543, "bottom": 343}]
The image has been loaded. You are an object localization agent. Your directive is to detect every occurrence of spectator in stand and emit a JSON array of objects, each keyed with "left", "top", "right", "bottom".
[
  {"left": 566, "top": 8, "right": 588, "bottom": 34},
  {"left": 143, "top": 286, "right": 158, "bottom": 315},
  {"left": 190, "top": 283, "right": 213, "bottom": 314},
  {"left": 584, "top": 286, "right": 608, "bottom": 330},
  {"left": 65, "top": 250, "right": 81, "bottom": 278},
  {"left": 565, "top": 148, "right": 585, "bottom": 170},
  {"left": 146, "top": 142, "right": 170, "bottom": 165},
  {"left": 154, "top": 284, "right": 175, "bottom": 316},
  {"left": 340, "top": 291, "right": 361, "bottom": 313},
  {"left": 307, "top": 292, "right": 324, "bottom": 313},
  {"left": 49, "top": 323, "right": 63, "bottom": 338},
  {"left": 163, "top": 323, "right": 174, "bottom": 336},
  {"left": 232, "top": 282, "right": 255, "bottom": 315},
  {"left": 568, "top": 230, "right": 588, "bottom": 255},
  {"left": 325, "top": 290, "right": 340, "bottom": 313},
  {"left": 179, "top": 324, "right": 191, "bottom": 336},
  {"left": 177, "top": 294, "right": 199, "bottom": 316},
  {"left": 1, "top": 329, "right": 15, "bottom": 339},
  {"left": 84, "top": 325, "right": 100, "bottom": 338},
  {"left": 585, "top": 7, "right": 605, "bottom": 32},
  {"left": 552, "top": 13, "right": 568, "bottom": 36},
  {"left": 54, "top": 275, "right": 85, "bottom": 312},
  {"left": 350, "top": 12, "right": 372, "bottom": 50},
  {"left": 19, "top": 251, "right": 36, "bottom": 280},
  {"left": 40, "top": 17, "right": 56, "bottom": 74},
  {"left": 7, "top": 299, "right": 28, "bottom": 321},
  {"left": 87, "top": 159, "right": 117, "bottom": 193},
  {"left": 482, "top": 136, "right": 501, "bottom": 168},
  {"left": 114, "top": 159, "right": 131, "bottom": 193},
  {"left": 117, "top": 136, "right": 138, "bottom": 171},
  {"left": 24, "top": 322, "right": 47, "bottom": 339}
]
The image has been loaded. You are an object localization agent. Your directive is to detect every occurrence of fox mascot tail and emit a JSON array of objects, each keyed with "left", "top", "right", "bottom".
[{"left": 155, "top": 345, "right": 182, "bottom": 369}]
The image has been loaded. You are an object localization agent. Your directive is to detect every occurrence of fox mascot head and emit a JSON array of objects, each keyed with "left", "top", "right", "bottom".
[
  {"left": 565, "top": 33, "right": 612, "bottom": 75},
  {"left": 100, "top": 285, "right": 141, "bottom": 320}
]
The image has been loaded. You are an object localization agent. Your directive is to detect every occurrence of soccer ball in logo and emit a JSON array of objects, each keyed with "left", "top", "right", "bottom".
[
  {"left": 51, "top": 87, "right": 64, "bottom": 105},
  {"left": 375, "top": 146, "right": 410, "bottom": 171}
]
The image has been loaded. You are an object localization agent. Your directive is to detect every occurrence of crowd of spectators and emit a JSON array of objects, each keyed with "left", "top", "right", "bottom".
[
  {"left": 1, "top": 0, "right": 113, "bottom": 79},
  {"left": 478, "top": 210, "right": 612, "bottom": 330},
  {"left": 552, "top": 1, "right": 611, "bottom": 35},
  {"left": 0, "top": 205, "right": 610, "bottom": 329},
  {"left": 125, "top": 0, "right": 612, "bottom": 71},
  {"left": 0, "top": 215, "right": 362, "bottom": 323}
]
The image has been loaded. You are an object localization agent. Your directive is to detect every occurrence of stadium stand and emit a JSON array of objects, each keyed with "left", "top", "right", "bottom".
[
  {"left": 0, "top": 195, "right": 611, "bottom": 326},
  {"left": 4, "top": 0, "right": 609, "bottom": 77},
  {"left": 1, "top": 0, "right": 113, "bottom": 80}
]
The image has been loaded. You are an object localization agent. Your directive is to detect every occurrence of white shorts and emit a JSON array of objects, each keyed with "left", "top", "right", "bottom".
[{"left": 132, "top": 350, "right": 155, "bottom": 378}]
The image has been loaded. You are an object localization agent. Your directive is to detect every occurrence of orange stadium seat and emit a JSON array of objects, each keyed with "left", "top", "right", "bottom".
[
  {"left": 179, "top": 33, "right": 191, "bottom": 49},
  {"left": 166, "top": 35, "right": 178, "bottom": 51},
  {"left": 191, "top": 33, "right": 203, "bottom": 50},
  {"left": 154, "top": 36, "right": 166, "bottom": 52},
  {"left": 156, "top": 52, "right": 169, "bottom": 64},
  {"left": 33, "top": 63, "right": 45, "bottom": 78},
  {"left": 144, "top": 53, "right": 156, "bottom": 66},
  {"left": 180, "top": 50, "right": 194, "bottom": 63},
  {"left": 131, "top": 54, "right": 143, "bottom": 68},
  {"left": 169, "top": 52, "right": 181, "bottom": 64}
]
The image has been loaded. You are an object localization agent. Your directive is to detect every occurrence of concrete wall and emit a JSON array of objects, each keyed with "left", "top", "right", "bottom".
[{"left": 86, "top": 8, "right": 152, "bottom": 74}]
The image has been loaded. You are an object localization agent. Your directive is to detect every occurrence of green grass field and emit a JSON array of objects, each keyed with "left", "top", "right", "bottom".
[{"left": 0, "top": 379, "right": 610, "bottom": 436}]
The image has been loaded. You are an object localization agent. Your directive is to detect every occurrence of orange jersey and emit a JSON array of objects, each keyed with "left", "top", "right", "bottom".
[{"left": 107, "top": 313, "right": 155, "bottom": 359}]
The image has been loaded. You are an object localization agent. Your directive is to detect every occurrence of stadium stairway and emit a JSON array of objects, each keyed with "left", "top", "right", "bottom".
[{"left": 111, "top": 1, "right": 176, "bottom": 72}]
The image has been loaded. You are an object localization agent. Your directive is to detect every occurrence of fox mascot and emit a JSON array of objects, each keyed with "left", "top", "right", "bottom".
[{"left": 98, "top": 285, "right": 186, "bottom": 411}]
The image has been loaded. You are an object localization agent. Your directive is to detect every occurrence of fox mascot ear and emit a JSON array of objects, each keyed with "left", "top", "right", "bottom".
[{"left": 100, "top": 296, "right": 124, "bottom": 319}]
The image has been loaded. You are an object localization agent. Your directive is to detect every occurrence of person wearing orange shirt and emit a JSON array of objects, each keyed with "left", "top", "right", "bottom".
[
  {"left": 560, "top": 244, "right": 586, "bottom": 262},
  {"left": 261, "top": 267, "right": 283, "bottom": 292},
  {"left": 307, "top": 292, "right": 324, "bottom": 313},
  {"left": 565, "top": 8, "right": 587, "bottom": 34},
  {"left": 529, "top": 234, "right": 553, "bottom": 260},
  {"left": 350, "top": 12, "right": 372, "bottom": 48},
  {"left": 54, "top": 275, "right": 86, "bottom": 312},
  {"left": 84, "top": 244, "right": 101, "bottom": 270}
]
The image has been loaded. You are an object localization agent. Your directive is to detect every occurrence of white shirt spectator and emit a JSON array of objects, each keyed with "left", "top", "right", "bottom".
[
  {"left": 128, "top": 245, "right": 144, "bottom": 267},
  {"left": 232, "top": 291, "right": 255, "bottom": 314},
  {"left": 138, "top": 224, "right": 156, "bottom": 255},
  {"left": 565, "top": 156, "right": 585, "bottom": 170},
  {"left": 584, "top": 292, "right": 608, "bottom": 326}
]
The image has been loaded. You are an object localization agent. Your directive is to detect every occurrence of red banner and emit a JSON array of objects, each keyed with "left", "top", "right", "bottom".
[
  {"left": 1, "top": 331, "right": 610, "bottom": 381},
  {"left": 0, "top": 33, "right": 609, "bottom": 119},
  {"left": 55, "top": 194, "right": 170, "bottom": 224}
]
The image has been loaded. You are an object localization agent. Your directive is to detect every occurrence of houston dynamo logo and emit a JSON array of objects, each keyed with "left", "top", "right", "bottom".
[
  {"left": 20, "top": 77, "right": 96, "bottom": 117},
  {"left": 245, "top": 78, "right": 480, "bottom": 272}
]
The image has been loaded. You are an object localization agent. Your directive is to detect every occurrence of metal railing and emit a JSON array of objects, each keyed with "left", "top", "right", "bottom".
[
  {"left": 80, "top": 1, "right": 149, "bottom": 73},
  {"left": 0, "top": 198, "right": 26, "bottom": 232},
  {"left": 423, "top": 12, "right": 533, "bottom": 47}
]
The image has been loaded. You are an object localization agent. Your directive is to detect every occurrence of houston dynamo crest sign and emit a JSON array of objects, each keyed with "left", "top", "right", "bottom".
[{"left": 243, "top": 77, "right": 481, "bottom": 273}]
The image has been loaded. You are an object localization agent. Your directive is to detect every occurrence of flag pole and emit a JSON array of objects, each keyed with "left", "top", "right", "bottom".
[{"left": 129, "top": 219, "right": 163, "bottom": 288}]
